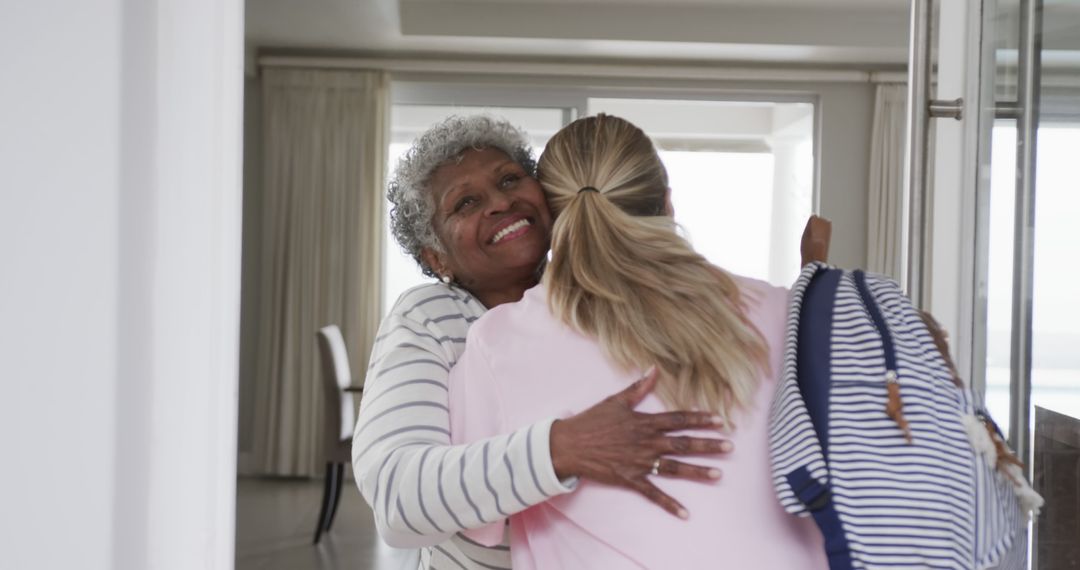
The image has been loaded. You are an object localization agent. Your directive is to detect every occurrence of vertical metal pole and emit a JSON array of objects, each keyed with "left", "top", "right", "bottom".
[
  {"left": 969, "top": 0, "right": 997, "bottom": 401},
  {"left": 1008, "top": 0, "right": 1042, "bottom": 473},
  {"left": 905, "top": 0, "right": 933, "bottom": 309}
]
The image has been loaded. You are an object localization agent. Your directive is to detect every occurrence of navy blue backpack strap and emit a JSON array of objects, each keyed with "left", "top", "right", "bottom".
[
  {"left": 786, "top": 467, "right": 854, "bottom": 570},
  {"left": 790, "top": 267, "right": 854, "bottom": 570},
  {"left": 852, "top": 270, "right": 898, "bottom": 377},
  {"left": 797, "top": 267, "right": 842, "bottom": 458}
]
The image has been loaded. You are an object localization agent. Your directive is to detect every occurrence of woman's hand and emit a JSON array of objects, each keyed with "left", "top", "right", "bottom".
[
  {"left": 548, "top": 368, "right": 732, "bottom": 519},
  {"left": 801, "top": 215, "right": 832, "bottom": 266}
]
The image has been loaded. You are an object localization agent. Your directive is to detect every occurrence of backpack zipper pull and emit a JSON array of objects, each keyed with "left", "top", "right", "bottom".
[{"left": 885, "top": 370, "right": 913, "bottom": 443}]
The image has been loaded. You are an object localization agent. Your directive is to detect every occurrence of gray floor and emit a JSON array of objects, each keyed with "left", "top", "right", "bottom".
[{"left": 236, "top": 476, "right": 418, "bottom": 570}]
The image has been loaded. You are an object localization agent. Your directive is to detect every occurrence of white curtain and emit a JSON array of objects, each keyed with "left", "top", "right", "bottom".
[
  {"left": 867, "top": 83, "right": 907, "bottom": 280},
  {"left": 252, "top": 68, "right": 388, "bottom": 477}
]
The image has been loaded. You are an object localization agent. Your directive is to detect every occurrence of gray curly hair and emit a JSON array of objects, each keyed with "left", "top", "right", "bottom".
[{"left": 388, "top": 114, "right": 537, "bottom": 278}]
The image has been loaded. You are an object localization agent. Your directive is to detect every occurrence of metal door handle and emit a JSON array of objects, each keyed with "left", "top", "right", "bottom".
[{"left": 905, "top": 0, "right": 964, "bottom": 310}]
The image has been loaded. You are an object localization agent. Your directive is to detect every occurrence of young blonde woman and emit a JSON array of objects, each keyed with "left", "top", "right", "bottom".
[{"left": 448, "top": 114, "right": 828, "bottom": 569}]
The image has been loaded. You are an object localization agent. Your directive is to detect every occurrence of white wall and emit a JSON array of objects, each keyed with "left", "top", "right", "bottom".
[
  {"left": 1, "top": 3, "right": 122, "bottom": 567},
  {"left": 813, "top": 81, "right": 876, "bottom": 269},
  {"left": 0, "top": 1, "right": 243, "bottom": 568}
]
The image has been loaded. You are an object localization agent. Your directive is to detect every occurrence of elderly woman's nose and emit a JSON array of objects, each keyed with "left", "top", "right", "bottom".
[{"left": 483, "top": 187, "right": 513, "bottom": 213}]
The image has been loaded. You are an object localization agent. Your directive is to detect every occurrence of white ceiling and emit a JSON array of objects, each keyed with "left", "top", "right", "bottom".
[{"left": 246, "top": 0, "right": 912, "bottom": 67}]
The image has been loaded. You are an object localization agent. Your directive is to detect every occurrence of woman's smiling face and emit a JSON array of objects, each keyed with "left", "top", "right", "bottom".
[{"left": 421, "top": 147, "right": 553, "bottom": 302}]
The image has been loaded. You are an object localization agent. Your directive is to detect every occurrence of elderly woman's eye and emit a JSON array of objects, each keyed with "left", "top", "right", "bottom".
[
  {"left": 499, "top": 174, "right": 521, "bottom": 188},
  {"left": 453, "top": 196, "right": 477, "bottom": 212}
]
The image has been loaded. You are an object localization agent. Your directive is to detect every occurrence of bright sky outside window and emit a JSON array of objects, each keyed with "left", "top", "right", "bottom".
[{"left": 984, "top": 124, "right": 1080, "bottom": 434}]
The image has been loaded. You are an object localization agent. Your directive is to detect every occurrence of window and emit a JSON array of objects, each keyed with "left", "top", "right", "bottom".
[
  {"left": 587, "top": 98, "right": 815, "bottom": 287},
  {"left": 984, "top": 123, "right": 1080, "bottom": 434},
  {"left": 382, "top": 95, "right": 817, "bottom": 314}
]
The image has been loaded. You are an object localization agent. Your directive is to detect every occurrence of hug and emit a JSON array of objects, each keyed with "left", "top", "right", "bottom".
[{"left": 353, "top": 114, "right": 1037, "bottom": 570}]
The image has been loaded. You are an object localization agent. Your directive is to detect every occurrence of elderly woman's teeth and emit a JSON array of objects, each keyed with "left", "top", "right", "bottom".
[{"left": 491, "top": 219, "right": 531, "bottom": 243}]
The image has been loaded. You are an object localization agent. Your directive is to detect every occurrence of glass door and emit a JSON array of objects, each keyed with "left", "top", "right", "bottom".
[{"left": 974, "top": 0, "right": 1080, "bottom": 566}]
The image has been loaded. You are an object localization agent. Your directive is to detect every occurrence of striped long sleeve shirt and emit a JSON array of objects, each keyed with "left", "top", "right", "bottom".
[{"left": 352, "top": 283, "right": 574, "bottom": 570}]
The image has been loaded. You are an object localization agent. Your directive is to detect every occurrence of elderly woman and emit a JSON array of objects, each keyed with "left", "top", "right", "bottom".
[{"left": 352, "top": 115, "right": 732, "bottom": 570}]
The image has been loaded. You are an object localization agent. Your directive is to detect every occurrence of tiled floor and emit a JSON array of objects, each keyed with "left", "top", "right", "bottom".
[{"left": 236, "top": 477, "right": 418, "bottom": 570}]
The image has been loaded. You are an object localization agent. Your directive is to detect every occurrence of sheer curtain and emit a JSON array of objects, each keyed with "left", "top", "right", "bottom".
[
  {"left": 866, "top": 83, "right": 907, "bottom": 279},
  {"left": 252, "top": 68, "right": 388, "bottom": 476}
]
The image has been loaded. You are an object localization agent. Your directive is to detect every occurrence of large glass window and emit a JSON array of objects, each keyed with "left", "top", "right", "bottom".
[
  {"left": 383, "top": 96, "right": 817, "bottom": 314},
  {"left": 984, "top": 123, "right": 1080, "bottom": 435},
  {"left": 587, "top": 98, "right": 815, "bottom": 287}
]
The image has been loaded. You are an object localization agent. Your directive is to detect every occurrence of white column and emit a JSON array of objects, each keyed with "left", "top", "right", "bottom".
[
  {"left": 1, "top": 3, "right": 123, "bottom": 568},
  {"left": 0, "top": 1, "right": 244, "bottom": 568}
]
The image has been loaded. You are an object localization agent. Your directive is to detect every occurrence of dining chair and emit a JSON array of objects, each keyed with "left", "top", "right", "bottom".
[{"left": 313, "top": 324, "right": 357, "bottom": 544}]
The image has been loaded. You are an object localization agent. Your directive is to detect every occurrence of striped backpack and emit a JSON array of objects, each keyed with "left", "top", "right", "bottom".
[{"left": 769, "top": 262, "right": 1043, "bottom": 569}]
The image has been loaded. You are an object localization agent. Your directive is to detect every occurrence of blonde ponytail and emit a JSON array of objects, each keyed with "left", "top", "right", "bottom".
[{"left": 538, "top": 114, "right": 769, "bottom": 423}]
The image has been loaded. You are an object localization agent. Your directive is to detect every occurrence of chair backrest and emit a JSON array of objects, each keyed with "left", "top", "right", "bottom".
[{"left": 316, "top": 325, "right": 356, "bottom": 443}]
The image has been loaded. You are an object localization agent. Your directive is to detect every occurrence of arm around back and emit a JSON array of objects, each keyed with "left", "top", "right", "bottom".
[{"left": 351, "top": 285, "right": 571, "bottom": 548}]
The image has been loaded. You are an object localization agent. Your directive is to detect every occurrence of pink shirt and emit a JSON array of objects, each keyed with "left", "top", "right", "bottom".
[{"left": 449, "top": 276, "right": 827, "bottom": 570}]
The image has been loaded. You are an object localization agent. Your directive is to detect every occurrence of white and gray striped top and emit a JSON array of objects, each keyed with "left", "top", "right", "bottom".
[{"left": 352, "top": 282, "right": 574, "bottom": 570}]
